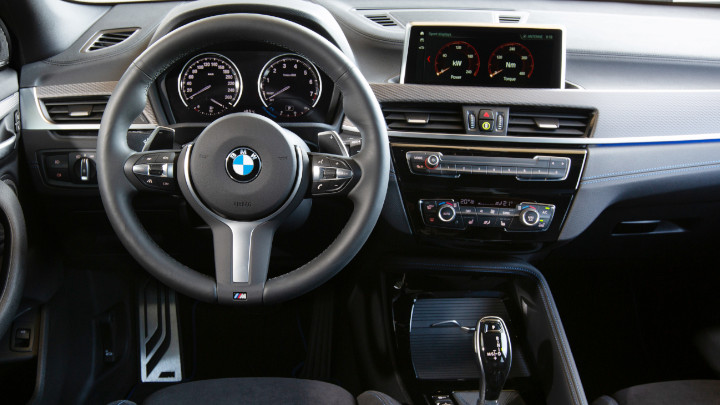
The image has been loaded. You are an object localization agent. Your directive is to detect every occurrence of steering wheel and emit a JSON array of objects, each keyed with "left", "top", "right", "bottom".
[{"left": 97, "top": 14, "right": 388, "bottom": 305}]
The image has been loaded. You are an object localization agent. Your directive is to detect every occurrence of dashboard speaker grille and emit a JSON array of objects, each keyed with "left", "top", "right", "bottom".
[
  {"left": 364, "top": 13, "right": 399, "bottom": 27},
  {"left": 83, "top": 28, "right": 138, "bottom": 52},
  {"left": 498, "top": 15, "right": 522, "bottom": 23},
  {"left": 41, "top": 97, "right": 109, "bottom": 124},
  {"left": 382, "top": 104, "right": 465, "bottom": 133},
  {"left": 507, "top": 109, "right": 595, "bottom": 137}
]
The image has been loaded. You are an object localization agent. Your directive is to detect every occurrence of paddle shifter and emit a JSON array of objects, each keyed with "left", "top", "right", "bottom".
[{"left": 474, "top": 316, "right": 512, "bottom": 404}]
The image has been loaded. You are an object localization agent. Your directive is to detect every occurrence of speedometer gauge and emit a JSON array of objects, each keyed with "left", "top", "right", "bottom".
[
  {"left": 258, "top": 54, "right": 322, "bottom": 118},
  {"left": 178, "top": 53, "right": 242, "bottom": 116}
]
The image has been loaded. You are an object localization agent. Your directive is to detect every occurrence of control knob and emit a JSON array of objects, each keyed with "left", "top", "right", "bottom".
[
  {"left": 425, "top": 154, "right": 440, "bottom": 169},
  {"left": 438, "top": 204, "right": 456, "bottom": 222},
  {"left": 520, "top": 207, "right": 540, "bottom": 226}
]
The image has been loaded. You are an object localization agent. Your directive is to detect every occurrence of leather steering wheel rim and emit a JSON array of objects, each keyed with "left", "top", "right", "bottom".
[
  {"left": 97, "top": 14, "right": 389, "bottom": 305},
  {"left": 0, "top": 180, "right": 26, "bottom": 339}
]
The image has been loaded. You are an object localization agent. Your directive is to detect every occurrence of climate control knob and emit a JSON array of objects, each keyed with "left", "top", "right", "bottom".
[
  {"left": 438, "top": 204, "right": 457, "bottom": 222},
  {"left": 520, "top": 207, "right": 540, "bottom": 226},
  {"left": 425, "top": 154, "right": 440, "bottom": 169}
]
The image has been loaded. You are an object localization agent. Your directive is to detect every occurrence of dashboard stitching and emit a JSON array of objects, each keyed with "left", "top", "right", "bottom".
[
  {"left": 583, "top": 159, "right": 720, "bottom": 180},
  {"left": 402, "top": 262, "right": 585, "bottom": 404},
  {"left": 581, "top": 163, "right": 720, "bottom": 185},
  {"left": 368, "top": 391, "right": 390, "bottom": 405}
]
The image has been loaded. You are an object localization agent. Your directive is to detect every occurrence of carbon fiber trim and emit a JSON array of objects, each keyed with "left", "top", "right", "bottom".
[{"left": 33, "top": 82, "right": 157, "bottom": 125}]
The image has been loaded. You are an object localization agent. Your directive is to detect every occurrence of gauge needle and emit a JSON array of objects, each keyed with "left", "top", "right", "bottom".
[
  {"left": 269, "top": 85, "right": 291, "bottom": 100},
  {"left": 436, "top": 67, "right": 451, "bottom": 76},
  {"left": 188, "top": 85, "right": 211, "bottom": 99},
  {"left": 210, "top": 98, "right": 224, "bottom": 108},
  {"left": 489, "top": 69, "right": 504, "bottom": 78}
]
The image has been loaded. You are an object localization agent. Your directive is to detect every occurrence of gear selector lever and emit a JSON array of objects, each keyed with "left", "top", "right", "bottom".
[{"left": 474, "top": 316, "right": 512, "bottom": 404}]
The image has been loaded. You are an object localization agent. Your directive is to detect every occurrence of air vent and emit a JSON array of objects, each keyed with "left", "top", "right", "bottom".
[
  {"left": 41, "top": 97, "right": 109, "bottom": 124},
  {"left": 507, "top": 109, "right": 595, "bottom": 137},
  {"left": 365, "top": 14, "right": 399, "bottom": 28},
  {"left": 498, "top": 15, "right": 522, "bottom": 23},
  {"left": 382, "top": 104, "right": 464, "bottom": 133},
  {"left": 83, "top": 28, "right": 138, "bottom": 52}
]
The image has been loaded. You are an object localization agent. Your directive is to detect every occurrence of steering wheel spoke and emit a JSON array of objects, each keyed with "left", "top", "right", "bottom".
[
  {"left": 309, "top": 152, "right": 360, "bottom": 197},
  {"left": 209, "top": 219, "right": 276, "bottom": 305},
  {"left": 124, "top": 150, "right": 182, "bottom": 193}
]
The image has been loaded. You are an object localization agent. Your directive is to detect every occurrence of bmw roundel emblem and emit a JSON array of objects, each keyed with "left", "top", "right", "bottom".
[{"left": 226, "top": 147, "right": 261, "bottom": 182}]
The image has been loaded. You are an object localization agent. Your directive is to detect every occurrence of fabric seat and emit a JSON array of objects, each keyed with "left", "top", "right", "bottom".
[
  {"left": 593, "top": 380, "right": 720, "bottom": 405},
  {"left": 143, "top": 377, "right": 401, "bottom": 405}
]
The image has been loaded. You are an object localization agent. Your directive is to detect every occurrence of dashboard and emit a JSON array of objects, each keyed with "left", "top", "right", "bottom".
[{"left": 14, "top": 0, "right": 720, "bottom": 248}]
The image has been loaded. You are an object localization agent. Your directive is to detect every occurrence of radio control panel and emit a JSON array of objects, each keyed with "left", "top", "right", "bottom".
[
  {"left": 407, "top": 151, "right": 570, "bottom": 181},
  {"left": 420, "top": 199, "right": 555, "bottom": 232},
  {"left": 390, "top": 143, "right": 586, "bottom": 244}
]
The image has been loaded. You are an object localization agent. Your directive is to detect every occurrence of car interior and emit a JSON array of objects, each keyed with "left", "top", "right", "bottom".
[{"left": 1, "top": 0, "right": 720, "bottom": 404}]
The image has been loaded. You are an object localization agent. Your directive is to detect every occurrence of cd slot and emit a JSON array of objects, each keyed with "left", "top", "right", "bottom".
[{"left": 407, "top": 151, "right": 570, "bottom": 181}]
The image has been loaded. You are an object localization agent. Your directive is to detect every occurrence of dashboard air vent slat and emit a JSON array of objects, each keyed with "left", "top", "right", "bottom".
[
  {"left": 507, "top": 110, "right": 595, "bottom": 137},
  {"left": 41, "top": 97, "right": 109, "bottom": 124},
  {"left": 382, "top": 104, "right": 464, "bottom": 133},
  {"left": 84, "top": 29, "right": 138, "bottom": 52},
  {"left": 365, "top": 14, "right": 399, "bottom": 28}
]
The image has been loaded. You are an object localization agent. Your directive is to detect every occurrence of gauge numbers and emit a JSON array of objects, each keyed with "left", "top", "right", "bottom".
[
  {"left": 434, "top": 41, "right": 481, "bottom": 81},
  {"left": 488, "top": 43, "right": 535, "bottom": 85},
  {"left": 178, "top": 53, "right": 242, "bottom": 116},
  {"left": 258, "top": 54, "right": 322, "bottom": 118}
]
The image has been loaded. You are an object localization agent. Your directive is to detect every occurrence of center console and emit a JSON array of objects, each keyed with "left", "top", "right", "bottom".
[
  {"left": 384, "top": 258, "right": 586, "bottom": 405},
  {"left": 391, "top": 142, "right": 586, "bottom": 246}
]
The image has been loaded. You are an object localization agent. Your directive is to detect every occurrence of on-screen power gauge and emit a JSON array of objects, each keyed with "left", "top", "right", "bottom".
[
  {"left": 434, "top": 41, "right": 481, "bottom": 81},
  {"left": 488, "top": 43, "right": 534, "bottom": 85}
]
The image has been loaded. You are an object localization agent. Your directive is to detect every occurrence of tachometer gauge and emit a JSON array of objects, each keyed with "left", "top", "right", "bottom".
[
  {"left": 488, "top": 43, "right": 534, "bottom": 85},
  {"left": 434, "top": 41, "right": 481, "bottom": 81},
  {"left": 178, "top": 53, "right": 242, "bottom": 116},
  {"left": 258, "top": 54, "right": 322, "bottom": 118}
]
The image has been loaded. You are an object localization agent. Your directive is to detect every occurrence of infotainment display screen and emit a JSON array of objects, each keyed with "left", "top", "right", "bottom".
[{"left": 401, "top": 24, "right": 565, "bottom": 88}]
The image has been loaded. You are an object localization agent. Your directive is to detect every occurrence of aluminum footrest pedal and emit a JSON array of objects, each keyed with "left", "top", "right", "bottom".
[{"left": 138, "top": 279, "right": 183, "bottom": 382}]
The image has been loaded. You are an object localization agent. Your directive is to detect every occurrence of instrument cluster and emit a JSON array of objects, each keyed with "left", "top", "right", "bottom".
[{"left": 161, "top": 46, "right": 336, "bottom": 124}]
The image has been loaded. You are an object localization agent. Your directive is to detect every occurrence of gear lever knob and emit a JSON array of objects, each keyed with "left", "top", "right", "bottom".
[{"left": 474, "top": 316, "right": 512, "bottom": 403}]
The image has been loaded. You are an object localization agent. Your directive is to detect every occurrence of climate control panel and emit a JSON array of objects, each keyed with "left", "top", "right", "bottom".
[{"left": 420, "top": 199, "right": 555, "bottom": 232}]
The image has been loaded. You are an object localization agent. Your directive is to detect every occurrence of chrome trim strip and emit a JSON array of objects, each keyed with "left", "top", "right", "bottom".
[
  {"left": 0, "top": 135, "right": 17, "bottom": 160},
  {"left": 0, "top": 92, "right": 19, "bottom": 119},
  {"left": 400, "top": 22, "right": 566, "bottom": 89},
  {"left": 430, "top": 320, "right": 476, "bottom": 332},
  {"left": 0, "top": 93, "right": 20, "bottom": 160},
  {"left": 388, "top": 130, "right": 720, "bottom": 145}
]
